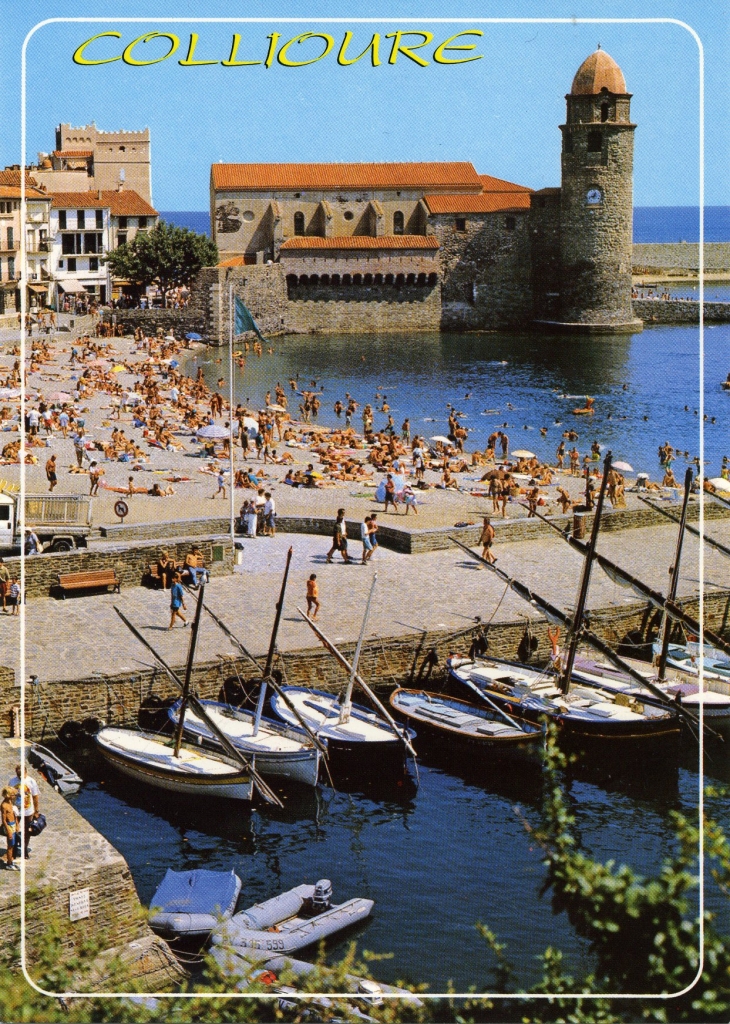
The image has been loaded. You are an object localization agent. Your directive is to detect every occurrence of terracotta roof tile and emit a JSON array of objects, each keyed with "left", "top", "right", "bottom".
[
  {"left": 217, "top": 255, "right": 246, "bottom": 267},
  {"left": 571, "top": 50, "right": 627, "bottom": 95},
  {"left": 424, "top": 193, "right": 531, "bottom": 214},
  {"left": 212, "top": 162, "right": 482, "bottom": 192},
  {"left": 48, "top": 189, "right": 158, "bottom": 216},
  {"left": 279, "top": 235, "right": 439, "bottom": 251},
  {"left": 53, "top": 150, "right": 93, "bottom": 158},
  {"left": 0, "top": 184, "right": 49, "bottom": 200},
  {"left": 478, "top": 174, "right": 533, "bottom": 193},
  {"left": 0, "top": 169, "right": 41, "bottom": 187}
]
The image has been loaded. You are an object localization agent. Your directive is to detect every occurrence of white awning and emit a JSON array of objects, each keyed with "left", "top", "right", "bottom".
[{"left": 58, "top": 281, "right": 86, "bottom": 294}]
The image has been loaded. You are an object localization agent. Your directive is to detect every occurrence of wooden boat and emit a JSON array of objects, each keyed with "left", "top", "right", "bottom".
[
  {"left": 447, "top": 655, "right": 680, "bottom": 751},
  {"left": 149, "top": 868, "right": 242, "bottom": 939},
  {"left": 389, "top": 688, "right": 542, "bottom": 760},
  {"left": 211, "top": 880, "right": 373, "bottom": 960},
  {"left": 168, "top": 698, "right": 321, "bottom": 787},
  {"left": 270, "top": 686, "right": 414, "bottom": 764},
  {"left": 95, "top": 726, "right": 254, "bottom": 800}
]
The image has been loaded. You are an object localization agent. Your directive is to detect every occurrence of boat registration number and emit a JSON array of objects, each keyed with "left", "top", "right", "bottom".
[{"left": 241, "top": 938, "right": 287, "bottom": 951}]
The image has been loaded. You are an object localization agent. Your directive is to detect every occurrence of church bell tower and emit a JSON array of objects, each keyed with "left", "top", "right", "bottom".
[{"left": 558, "top": 48, "right": 642, "bottom": 332}]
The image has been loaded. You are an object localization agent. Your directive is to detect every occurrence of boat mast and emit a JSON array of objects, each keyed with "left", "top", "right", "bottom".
[
  {"left": 561, "top": 451, "right": 612, "bottom": 694},
  {"left": 174, "top": 584, "right": 206, "bottom": 758},
  {"left": 656, "top": 467, "right": 693, "bottom": 681},
  {"left": 253, "top": 546, "right": 293, "bottom": 737},
  {"left": 340, "top": 573, "right": 377, "bottom": 725}
]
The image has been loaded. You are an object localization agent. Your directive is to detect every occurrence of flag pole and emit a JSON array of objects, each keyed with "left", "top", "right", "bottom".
[{"left": 228, "top": 281, "right": 235, "bottom": 548}]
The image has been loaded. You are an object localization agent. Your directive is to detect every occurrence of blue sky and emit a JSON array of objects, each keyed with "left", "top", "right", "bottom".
[{"left": 2, "top": 1, "right": 728, "bottom": 210}]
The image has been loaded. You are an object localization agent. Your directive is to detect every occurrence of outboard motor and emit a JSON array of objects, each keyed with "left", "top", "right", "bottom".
[{"left": 312, "top": 879, "right": 333, "bottom": 913}]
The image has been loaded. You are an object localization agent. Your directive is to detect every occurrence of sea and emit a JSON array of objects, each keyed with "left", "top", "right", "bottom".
[
  {"left": 54, "top": 207, "right": 730, "bottom": 996},
  {"left": 161, "top": 207, "right": 730, "bottom": 243}
]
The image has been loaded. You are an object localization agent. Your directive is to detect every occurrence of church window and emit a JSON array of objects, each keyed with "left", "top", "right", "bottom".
[
  {"left": 455, "top": 217, "right": 467, "bottom": 232},
  {"left": 505, "top": 216, "right": 516, "bottom": 230},
  {"left": 587, "top": 131, "right": 602, "bottom": 152},
  {"left": 294, "top": 211, "right": 305, "bottom": 235},
  {"left": 393, "top": 211, "right": 404, "bottom": 234},
  {"left": 564, "top": 133, "right": 573, "bottom": 153},
  {"left": 600, "top": 102, "right": 609, "bottom": 122},
  {"left": 343, "top": 211, "right": 354, "bottom": 221}
]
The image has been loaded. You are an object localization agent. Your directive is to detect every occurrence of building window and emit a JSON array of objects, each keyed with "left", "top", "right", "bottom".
[
  {"left": 343, "top": 211, "right": 354, "bottom": 221},
  {"left": 77, "top": 210, "right": 85, "bottom": 229},
  {"left": 138, "top": 216, "right": 148, "bottom": 228},
  {"left": 294, "top": 212, "right": 305, "bottom": 236},
  {"left": 8, "top": 257, "right": 14, "bottom": 278},
  {"left": 587, "top": 131, "right": 602, "bottom": 152},
  {"left": 118, "top": 216, "right": 128, "bottom": 229},
  {"left": 600, "top": 102, "right": 609, "bottom": 122},
  {"left": 393, "top": 211, "right": 404, "bottom": 234},
  {"left": 96, "top": 210, "right": 103, "bottom": 229},
  {"left": 6, "top": 228, "right": 13, "bottom": 249},
  {"left": 505, "top": 216, "right": 516, "bottom": 230},
  {"left": 58, "top": 260, "right": 63, "bottom": 269},
  {"left": 564, "top": 133, "right": 573, "bottom": 153},
  {"left": 67, "top": 258, "right": 76, "bottom": 271},
  {"left": 455, "top": 217, "right": 467, "bottom": 232},
  {"left": 59, "top": 210, "right": 66, "bottom": 230},
  {"left": 62, "top": 234, "right": 75, "bottom": 255},
  {"left": 118, "top": 233, "right": 127, "bottom": 247},
  {"left": 84, "top": 233, "right": 99, "bottom": 254},
  {"left": 89, "top": 257, "right": 99, "bottom": 271}
]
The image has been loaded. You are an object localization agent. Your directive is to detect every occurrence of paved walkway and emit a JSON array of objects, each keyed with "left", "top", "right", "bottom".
[{"left": 2, "top": 517, "right": 727, "bottom": 684}]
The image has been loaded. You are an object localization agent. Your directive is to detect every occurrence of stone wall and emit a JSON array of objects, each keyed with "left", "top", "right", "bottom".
[
  {"left": 4, "top": 536, "right": 233, "bottom": 599},
  {"left": 632, "top": 299, "right": 730, "bottom": 324},
  {"left": 0, "top": 740, "right": 183, "bottom": 990},
  {"left": 431, "top": 210, "right": 533, "bottom": 330},
  {"left": 4, "top": 587, "right": 729, "bottom": 743},
  {"left": 633, "top": 243, "right": 730, "bottom": 274},
  {"left": 101, "top": 307, "right": 204, "bottom": 338}
]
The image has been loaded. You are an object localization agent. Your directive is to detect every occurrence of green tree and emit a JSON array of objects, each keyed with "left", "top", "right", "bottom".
[{"left": 103, "top": 221, "right": 218, "bottom": 302}]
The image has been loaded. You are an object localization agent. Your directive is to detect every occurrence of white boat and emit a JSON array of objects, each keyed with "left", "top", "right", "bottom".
[
  {"left": 149, "top": 868, "right": 242, "bottom": 939},
  {"left": 211, "top": 879, "right": 373, "bottom": 960},
  {"left": 167, "top": 698, "right": 321, "bottom": 787},
  {"left": 270, "top": 687, "right": 413, "bottom": 765},
  {"left": 95, "top": 727, "right": 254, "bottom": 800}
]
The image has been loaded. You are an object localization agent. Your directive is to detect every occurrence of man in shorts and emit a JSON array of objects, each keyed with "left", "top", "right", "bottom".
[
  {"left": 326, "top": 509, "right": 350, "bottom": 564},
  {"left": 360, "top": 516, "right": 373, "bottom": 564},
  {"left": 479, "top": 516, "right": 496, "bottom": 564}
]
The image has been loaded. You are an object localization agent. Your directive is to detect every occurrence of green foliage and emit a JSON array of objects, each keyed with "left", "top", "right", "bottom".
[{"left": 103, "top": 220, "right": 218, "bottom": 298}]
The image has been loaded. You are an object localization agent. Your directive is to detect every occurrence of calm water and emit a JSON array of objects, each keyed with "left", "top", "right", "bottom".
[
  {"left": 161, "top": 207, "right": 730, "bottom": 243},
  {"left": 192, "top": 325, "right": 729, "bottom": 482},
  {"left": 61, "top": 740, "right": 726, "bottom": 993}
]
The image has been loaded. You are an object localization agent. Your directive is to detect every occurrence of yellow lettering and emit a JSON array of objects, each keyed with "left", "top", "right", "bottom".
[
  {"left": 222, "top": 33, "right": 262, "bottom": 66},
  {"left": 432, "top": 30, "right": 484, "bottom": 64},
  {"left": 178, "top": 33, "right": 218, "bottom": 66},
  {"left": 385, "top": 30, "right": 433, "bottom": 67},
  {"left": 337, "top": 31, "right": 381, "bottom": 67},
  {"left": 264, "top": 33, "right": 281, "bottom": 69},
  {"left": 72, "top": 31, "right": 122, "bottom": 66},
  {"left": 277, "top": 33, "right": 335, "bottom": 67},
  {"left": 122, "top": 32, "right": 180, "bottom": 67}
]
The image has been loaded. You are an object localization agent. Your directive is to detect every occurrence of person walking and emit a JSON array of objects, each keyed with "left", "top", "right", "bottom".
[
  {"left": 326, "top": 509, "right": 350, "bottom": 564},
  {"left": 479, "top": 516, "right": 496, "bottom": 564},
  {"left": 263, "top": 492, "right": 276, "bottom": 536},
  {"left": 89, "top": 461, "right": 102, "bottom": 496},
  {"left": 306, "top": 574, "right": 320, "bottom": 619},
  {"left": 360, "top": 516, "right": 373, "bottom": 563},
  {"left": 45, "top": 454, "right": 58, "bottom": 492},
  {"left": 212, "top": 469, "right": 226, "bottom": 499},
  {"left": 168, "top": 572, "right": 187, "bottom": 629},
  {"left": 0, "top": 558, "right": 10, "bottom": 614},
  {"left": 8, "top": 763, "right": 40, "bottom": 860},
  {"left": 383, "top": 473, "right": 399, "bottom": 513},
  {"left": 1, "top": 786, "right": 20, "bottom": 870}
]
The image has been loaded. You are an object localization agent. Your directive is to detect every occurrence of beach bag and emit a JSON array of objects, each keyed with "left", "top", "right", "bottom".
[{"left": 29, "top": 814, "right": 47, "bottom": 836}]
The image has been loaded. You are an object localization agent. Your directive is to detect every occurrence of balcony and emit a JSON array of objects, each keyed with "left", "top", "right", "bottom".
[{"left": 26, "top": 241, "right": 50, "bottom": 253}]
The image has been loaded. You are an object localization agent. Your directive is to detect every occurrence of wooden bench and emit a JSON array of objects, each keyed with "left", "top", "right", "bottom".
[{"left": 57, "top": 569, "right": 121, "bottom": 599}]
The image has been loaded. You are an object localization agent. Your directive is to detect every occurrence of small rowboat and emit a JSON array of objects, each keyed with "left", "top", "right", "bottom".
[
  {"left": 149, "top": 868, "right": 242, "bottom": 939},
  {"left": 211, "top": 880, "right": 373, "bottom": 960},
  {"left": 168, "top": 698, "right": 321, "bottom": 787},
  {"left": 389, "top": 688, "right": 542, "bottom": 760},
  {"left": 95, "top": 727, "right": 254, "bottom": 800}
]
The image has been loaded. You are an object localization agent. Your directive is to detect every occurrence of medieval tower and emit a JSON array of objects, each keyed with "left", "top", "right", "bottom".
[{"left": 557, "top": 48, "right": 641, "bottom": 331}]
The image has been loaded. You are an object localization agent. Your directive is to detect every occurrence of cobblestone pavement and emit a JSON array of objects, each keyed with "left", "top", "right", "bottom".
[{"left": 2, "top": 518, "right": 726, "bottom": 684}]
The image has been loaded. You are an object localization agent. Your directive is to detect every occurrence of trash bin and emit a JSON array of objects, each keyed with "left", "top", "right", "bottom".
[
  {"left": 572, "top": 505, "right": 588, "bottom": 540},
  {"left": 234, "top": 541, "right": 245, "bottom": 565}
]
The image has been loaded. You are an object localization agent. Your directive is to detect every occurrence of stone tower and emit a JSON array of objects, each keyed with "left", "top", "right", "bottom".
[{"left": 558, "top": 49, "right": 642, "bottom": 332}]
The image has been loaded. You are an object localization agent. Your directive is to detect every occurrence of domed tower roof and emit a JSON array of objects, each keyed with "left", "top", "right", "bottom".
[{"left": 571, "top": 49, "right": 626, "bottom": 95}]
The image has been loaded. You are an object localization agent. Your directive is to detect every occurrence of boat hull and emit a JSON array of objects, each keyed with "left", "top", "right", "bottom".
[
  {"left": 96, "top": 727, "right": 254, "bottom": 800},
  {"left": 168, "top": 700, "right": 321, "bottom": 787}
]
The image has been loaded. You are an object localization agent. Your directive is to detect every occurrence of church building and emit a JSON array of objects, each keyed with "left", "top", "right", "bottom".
[{"left": 205, "top": 49, "right": 641, "bottom": 338}]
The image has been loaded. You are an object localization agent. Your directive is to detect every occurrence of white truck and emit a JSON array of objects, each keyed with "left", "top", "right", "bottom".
[{"left": 0, "top": 491, "right": 93, "bottom": 552}]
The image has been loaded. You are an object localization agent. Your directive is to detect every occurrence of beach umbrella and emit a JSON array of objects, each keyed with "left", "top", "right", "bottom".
[
  {"left": 185, "top": 332, "right": 203, "bottom": 341},
  {"left": 266, "top": 403, "right": 287, "bottom": 413},
  {"left": 613, "top": 460, "right": 634, "bottom": 472},
  {"left": 46, "top": 391, "right": 72, "bottom": 402},
  {"left": 375, "top": 474, "right": 406, "bottom": 502},
  {"left": 511, "top": 449, "right": 535, "bottom": 459},
  {"left": 242, "top": 416, "right": 259, "bottom": 433},
  {"left": 708, "top": 477, "right": 730, "bottom": 493},
  {"left": 111, "top": 365, "right": 127, "bottom": 373},
  {"left": 196, "top": 424, "right": 229, "bottom": 439},
  {"left": 430, "top": 435, "right": 453, "bottom": 444}
]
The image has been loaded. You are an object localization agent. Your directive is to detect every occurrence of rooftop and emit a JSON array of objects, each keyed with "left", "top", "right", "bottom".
[
  {"left": 53, "top": 150, "right": 93, "bottom": 159},
  {"left": 571, "top": 49, "right": 627, "bottom": 95},
  {"left": 424, "top": 193, "right": 531, "bottom": 214},
  {"left": 49, "top": 189, "right": 158, "bottom": 216},
  {"left": 211, "top": 162, "right": 483, "bottom": 192},
  {"left": 279, "top": 234, "right": 440, "bottom": 251}
]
